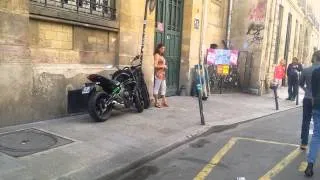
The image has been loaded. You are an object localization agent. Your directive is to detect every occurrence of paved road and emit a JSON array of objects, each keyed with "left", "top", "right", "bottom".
[{"left": 115, "top": 108, "right": 320, "bottom": 180}]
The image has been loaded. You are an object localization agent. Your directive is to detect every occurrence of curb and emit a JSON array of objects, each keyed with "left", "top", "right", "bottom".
[{"left": 58, "top": 105, "right": 301, "bottom": 180}]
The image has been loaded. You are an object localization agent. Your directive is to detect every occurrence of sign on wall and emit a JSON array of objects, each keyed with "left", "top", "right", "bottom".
[
  {"left": 206, "top": 49, "right": 239, "bottom": 65},
  {"left": 157, "top": 22, "right": 164, "bottom": 32},
  {"left": 217, "top": 64, "right": 230, "bottom": 75},
  {"left": 194, "top": 18, "right": 200, "bottom": 29}
]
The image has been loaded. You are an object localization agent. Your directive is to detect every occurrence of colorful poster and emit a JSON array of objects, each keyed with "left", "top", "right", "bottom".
[
  {"left": 217, "top": 65, "right": 230, "bottom": 75},
  {"left": 222, "top": 65, "right": 230, "bottom": 75},
  {"left": 217, "top": 65, "right": 223, "bottom": 75},
  {"left": 230, "top": 50, "right": 239, "bottom": 65},
  {"left": 206, "top": 49, "right": 239, "bottom": 65}
]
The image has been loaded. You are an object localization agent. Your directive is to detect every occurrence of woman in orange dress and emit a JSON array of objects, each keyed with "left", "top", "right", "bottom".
[{"left": 153, "top": 43, "right": 168, "bottom": 108}]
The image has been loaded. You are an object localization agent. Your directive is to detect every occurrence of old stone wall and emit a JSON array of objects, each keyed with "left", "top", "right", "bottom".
[
  {"left": 205, "top": 0, "right": 228, "bottom": 48},
  {"left": 230, "top": 0, "right": 268, "bottom": 94},
  {"left": 180, "top": 0, "right": 228, "bottom": 94},
  {"left": 0, "top": 0, "right": 34, "bottom": 126},
  {"left": 0, "top": 0, "right": 118, "bottom": 127},
  {"left": 263, "top": 0, "right": 316, "bottom": 92},
  {"left": 231, "top": 0, "right": 319, "bottom": 95},
  {"left": 118, "top": 0, "right": 156, "bottom": 97},
  {"left": 29, "top": 20, "right": 117, "bottom": 64}
]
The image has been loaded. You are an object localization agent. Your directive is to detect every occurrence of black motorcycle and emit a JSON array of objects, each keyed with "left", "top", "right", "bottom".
[
  {"left": 82, "top": 64, "right": 144, "bottom": 122},
  {"left": 112, "top": 55, "right": 150, "bottom": 109}
]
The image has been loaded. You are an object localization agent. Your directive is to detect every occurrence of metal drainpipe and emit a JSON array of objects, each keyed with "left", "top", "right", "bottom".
[
  {"left": 199, "top": 0, "right": 208, "bottom": 95},
  {"left": 226, "top": 0, "right": 233, "bottom": 48},
  {"left": 199, "top": 0, "right": 207, "bottom": 63},
  {"left": 198, "top": 0, "right": 208, "bottom": 82}
]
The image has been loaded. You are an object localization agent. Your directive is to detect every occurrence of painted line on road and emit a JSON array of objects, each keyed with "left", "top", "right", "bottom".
[
  {"left": 193, "top": 137, "right": 300, "bottom": 180},
  {"left": 258, "top": 148, "right": 301, "bottom": 180},
  {"left": 236, "top": 137, "right": 299, "bottom": 147},
  {"left": 298, "top": 161, "right": 308, "bottom": 172},
  {"left": 193, "top": 137, "right": 237, "bottom": 180}
]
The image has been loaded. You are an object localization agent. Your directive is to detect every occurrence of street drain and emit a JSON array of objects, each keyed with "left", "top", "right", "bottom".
[{"left": 0, "top": 128, "right": 73, "bottom": 157}]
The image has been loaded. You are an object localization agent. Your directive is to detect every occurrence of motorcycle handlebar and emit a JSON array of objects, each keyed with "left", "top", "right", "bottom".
[{"left": 130, "top": 55, "right": 142, "bottom": 65}]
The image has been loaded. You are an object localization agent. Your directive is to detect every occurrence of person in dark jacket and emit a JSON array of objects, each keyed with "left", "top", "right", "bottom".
[
  {"left": 287, "top": 57, "right": 303, "bottom": 101},
  {"left": 305, "top": 50, "right": 320, "bottom": 177},
  {"left": 299, "top": 54, "right": 320, "bottom": 150}
]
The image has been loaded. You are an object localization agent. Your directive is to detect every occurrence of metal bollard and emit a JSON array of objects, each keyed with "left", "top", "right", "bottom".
[
  {"left": 219, "top": 76, "right": 223, "bottom": 94},
  {"left": 270, "top": 83, "right": 279, "bottom": 110},
  {"left": 296, "top": 84, "right": 299, "bottom": 105},
  {"left": 296, "top": 72, "right": 301, "bottom": 106}
]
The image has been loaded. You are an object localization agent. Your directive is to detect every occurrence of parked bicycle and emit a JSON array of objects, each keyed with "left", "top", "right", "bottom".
[{"left": 208, "top": 65, "right": 240, "bottom": 93}]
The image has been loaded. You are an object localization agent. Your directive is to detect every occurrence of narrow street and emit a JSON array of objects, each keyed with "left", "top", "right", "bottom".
[
  {"left": 1, "top": 0, "right": 320, "bottom": 180},
  {"left": 116, "top": 108, "right": 318, "bottom": 180}
]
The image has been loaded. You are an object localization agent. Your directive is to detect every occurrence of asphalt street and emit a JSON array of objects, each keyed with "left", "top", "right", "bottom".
[{"left": 115, "top": 108, "right": 320, "bottom": 180}]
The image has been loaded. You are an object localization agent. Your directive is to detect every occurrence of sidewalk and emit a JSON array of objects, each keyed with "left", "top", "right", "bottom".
[{"left": 0, "top": 88, "right": 303, "bottom": 180}]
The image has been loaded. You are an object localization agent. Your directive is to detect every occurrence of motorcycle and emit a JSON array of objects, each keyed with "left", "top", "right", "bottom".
[
  {"left": 112, "top": 55, "right": 150, "bottom": 109},
  {"left": 82, "top": 62, "right": 144, "bottom": 122}
]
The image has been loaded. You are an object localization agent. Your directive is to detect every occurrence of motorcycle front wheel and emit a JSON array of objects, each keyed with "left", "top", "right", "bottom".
[
  {"left": 141, "top": 80, "right": 150, "bottom": 109},
  {"left": 134, "top": 90, "right": 144, "bottom": 113},
  {"left": 88, "top": 92, "right": 112, "bottom": 122}
]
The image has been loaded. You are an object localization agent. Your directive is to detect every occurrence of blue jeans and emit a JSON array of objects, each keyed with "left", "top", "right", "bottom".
[
  {"left": 301, "top": 98, "right": 313, "bottom": 145},
  {"left": 307, "top": 110, "right": 320, "bottom": 163}
]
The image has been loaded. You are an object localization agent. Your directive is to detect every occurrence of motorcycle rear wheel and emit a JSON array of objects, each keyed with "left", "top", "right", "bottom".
[{"left": 88, "top": 92, "right": 112, "bottom": 122}]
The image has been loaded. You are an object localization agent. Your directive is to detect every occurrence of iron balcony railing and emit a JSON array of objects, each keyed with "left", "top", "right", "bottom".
[{"left": 30, "top": 0, "right": 116, "bottom": 20}]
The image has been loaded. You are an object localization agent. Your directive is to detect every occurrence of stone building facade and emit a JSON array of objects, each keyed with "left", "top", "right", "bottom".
[
  {"left": 0, "top": 0, "right": 229, "bottom": 126},
  {"left": 230, "top": 0, "right": 320, "bottom": 95}
]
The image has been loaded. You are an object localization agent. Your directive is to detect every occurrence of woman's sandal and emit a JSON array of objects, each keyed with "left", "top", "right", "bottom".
[
  {"left": 155, "top": 103, "right": 161, "bottom": 108},
  {"left": 162, "top": 103, "right": 169, "bottom": 107}
]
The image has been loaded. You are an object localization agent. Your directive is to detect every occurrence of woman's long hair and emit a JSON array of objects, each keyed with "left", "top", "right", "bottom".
[{"left": 154, "top": 43, "right": 165, "bottom": 56}]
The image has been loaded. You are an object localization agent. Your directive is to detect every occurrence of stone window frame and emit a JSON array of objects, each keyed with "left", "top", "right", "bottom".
[{"left": 29, "top": 0, "right": 119, "bottom": 32}]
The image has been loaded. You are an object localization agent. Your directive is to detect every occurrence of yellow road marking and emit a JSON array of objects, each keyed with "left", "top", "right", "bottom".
[
  {"left": 237, "top": 137, "right": 299, "bottom": 147},
  {"left": 299, "top": 161, "right": 308, "bottom": 172},
  {"left": 193, "top": 137, "right": 301, "bottom": 180},
  {"left": 258, "top": 148, "right": 301, "bottom": 180},
  {"left": 193, "top": 137, "right": 237, "bottom": 180}
]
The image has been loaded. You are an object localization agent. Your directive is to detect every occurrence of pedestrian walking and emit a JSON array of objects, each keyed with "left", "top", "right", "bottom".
[
  {"left": 274, "top": 59, "right": 286, "bottom": 87},
  {"left": 304, "top": 51, "right": 320, "bottom": 177},
  {"left": 153, "top": 43, "right": 168, "bottom": 108},
  {"left": 287, "top": 57, "right": 303, "bottom": 101},
  {"left": 299, "top": 54, "right": 320, "bottom": 151}
]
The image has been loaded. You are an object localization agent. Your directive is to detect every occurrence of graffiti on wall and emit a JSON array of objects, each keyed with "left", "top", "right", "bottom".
[
  {"left": 246, "top": 23, "right": 264, "bottom": 44},
  {"left": 246, "top": 0, "right": 267, "bottom": 45}
]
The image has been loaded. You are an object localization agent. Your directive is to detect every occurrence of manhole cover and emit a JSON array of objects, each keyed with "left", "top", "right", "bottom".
[{"left": 0, "top": 128, "right": 73, "bottom": 157}]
